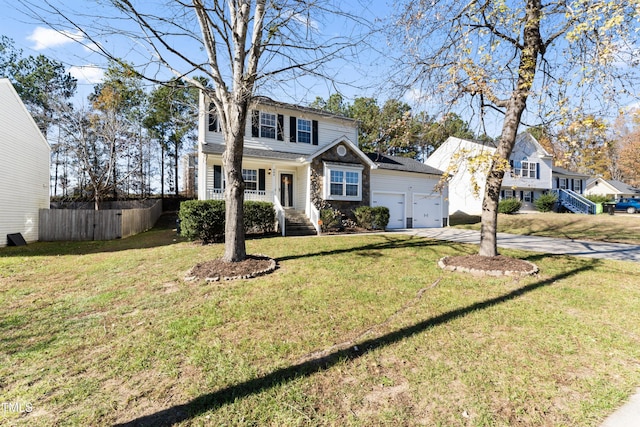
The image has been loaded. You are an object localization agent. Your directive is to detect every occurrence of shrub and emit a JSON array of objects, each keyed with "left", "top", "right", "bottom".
[
  {"left": 244, "top": 201, "right": 276, "bottom": 234},
  {"left": 371, "top": 206, "right": 390, "bottom": 230},
  {"left": 534, "top": 192, "right": 558, "bottom": 212},
  {"left": 179, "top": 200, "right": 275, "bottom": 243},
  {"left": 586, "top": 194, "right": 610, "bottom": 204},
  {"left": 353, "top": 206, "right": 374, "bottom": 229},
  {"left": 319, "top": 208, "right": 341, "bottom": 231},
  {"left": 498, "top": 198, "right": 522, "bottom": 214},
  {"left": 179, "top": 200, "right": 225, "bottom": 243}
]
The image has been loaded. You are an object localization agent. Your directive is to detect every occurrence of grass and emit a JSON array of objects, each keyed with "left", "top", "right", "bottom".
[
  {"left": 1, "top": 217, "right": 639, "bottom": 426},
  {"left": 453, "top": 212, "right": 640, "bottom": 245}
]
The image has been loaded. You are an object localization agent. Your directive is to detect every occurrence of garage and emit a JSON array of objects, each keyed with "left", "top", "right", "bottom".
[
  {"left": 372, "top": 192, "right": 405, "bottom": 229},
  {"left": 413, "top": 194, "right": 442, "bottom": 228}
]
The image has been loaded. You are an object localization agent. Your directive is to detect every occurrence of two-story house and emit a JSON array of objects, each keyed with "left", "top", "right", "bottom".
[
  {"left": 425, "top": 133, "right": 590, "bottom": 216},
  {"left": 197, "top": 95, "right": 447, "bottom": 233}
]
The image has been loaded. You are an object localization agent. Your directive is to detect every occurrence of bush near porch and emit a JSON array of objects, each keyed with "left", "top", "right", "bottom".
[{"left": 179, "top": 200, "right": 275, "bottom": 243}]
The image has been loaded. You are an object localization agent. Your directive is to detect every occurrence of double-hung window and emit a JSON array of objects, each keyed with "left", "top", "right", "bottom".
[
  {"left": 324, "top": 163, "right": 363, "bottom": 201},
  {"left": 242, "top": 168, "right": 258, "bottom": 191},
  {"left": 521, "top": 161, "right": 537, "bottom": 178},
  {"left": 260, "top": 112, "right": 276, "bottom": 139},
  {"left": 297, "top": 118, "right": 312, "bottom": 143}
]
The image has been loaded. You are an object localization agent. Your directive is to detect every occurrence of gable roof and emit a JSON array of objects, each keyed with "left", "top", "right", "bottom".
[
  {"left": 367, "top": 152, "right": 443, "bottom": 175},
  {"left": 515, "top": 132, "right": 553, "bottom": 158},
  {"left": 306, "top": 136, "right": 378, "bottom": 168},
  {"left": 587, "top": 177, "right": 640, "bottom": 194}
]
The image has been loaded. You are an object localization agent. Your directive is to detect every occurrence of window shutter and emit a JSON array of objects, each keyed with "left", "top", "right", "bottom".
[
  {"left": 214, "top": 165, "right": 222, "bottom": 189},
  {"left": 258, "top": 169, "right": 266, "bottom": 191},
  {"left": 277, "top": 114, "right": 284, "bottom": 141},
  {"left": 555, "top": 177, "right": 559, "bottom": 189},
  {"left": 289, "top": 116, "right": 297, "bottom": 142},
  {"left": 509, "top": 159, "right": 514, "bottom": 168},
  {"left": 501, "top": 190, "right": 505, "bottom": 199},
  {"left": 536, "top": 163, "right": 540, "bottom": 179},
  {"left": 312, "top": 120, "right": 319, "bottom": 145},
  {"left": 251, "top": 110, "right": 259, "bottom": 137},
  {"left": 520, "top": 191, "right": 524, "bottom": 200}
]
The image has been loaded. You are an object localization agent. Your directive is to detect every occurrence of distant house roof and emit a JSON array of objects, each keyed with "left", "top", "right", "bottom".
[
  {"left": 367, "top": 152, "right": 443, "bottom": 175},
  {"left": 552, "top": 166, "right": 590, "bottom": 178},
  {"left": 587, "top": 177, "right": 640, "bottom": 194}
]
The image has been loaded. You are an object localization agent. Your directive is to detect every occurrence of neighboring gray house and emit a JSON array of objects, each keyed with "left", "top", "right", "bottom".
[
  {"left": 197, "top": 95, "right": 447, "bottom": 232},
  {"left": 0, "top": 79, "right": 50, "bottom": 247},
  {"left": 585, "top": 177, "right": 640, "bottom": 200}
]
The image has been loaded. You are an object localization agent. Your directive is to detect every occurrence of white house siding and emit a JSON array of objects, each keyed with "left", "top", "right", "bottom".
[
  {"left": 202, "top": 102, "right": 358, "bottom": 155},
  {"left": 425, "top": 137, "right": 494, "bottom": 216},
  {"left": 0, "top": 79, "right": 50, "bottom": 246},
  {"left": 370, "top": 169, "right": 444, "bottom": 228}
]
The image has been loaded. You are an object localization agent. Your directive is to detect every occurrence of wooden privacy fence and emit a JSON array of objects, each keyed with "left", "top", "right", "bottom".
[{"left": 39, "top": 199, "right": 163, "bottom": 241}]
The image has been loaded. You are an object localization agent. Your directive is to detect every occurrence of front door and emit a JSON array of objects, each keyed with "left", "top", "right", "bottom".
[{"left": 280, "top": 173, "right": 294, "bottom": 207}]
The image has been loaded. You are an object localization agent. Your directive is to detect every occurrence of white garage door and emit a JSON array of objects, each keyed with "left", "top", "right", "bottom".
[
  {"left": 372, "top": 192, "right": 405, "bottom": 229},
  {"left": 413, "top": 194, "right": 442, "bottom": 228}
]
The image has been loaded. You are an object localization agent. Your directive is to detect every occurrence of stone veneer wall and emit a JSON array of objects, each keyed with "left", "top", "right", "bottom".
[{"left": 310, "top": 143, "right": 370, "bottom": 218}]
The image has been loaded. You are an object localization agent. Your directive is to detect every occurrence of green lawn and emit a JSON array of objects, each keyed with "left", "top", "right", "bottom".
[{"left": 1, "top": 220, "right": 639, "bottom": 426}]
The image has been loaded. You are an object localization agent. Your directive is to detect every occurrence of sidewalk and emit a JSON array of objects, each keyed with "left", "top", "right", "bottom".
[{"left": 394, "top": 227, "right": 640, "bottom": 426}]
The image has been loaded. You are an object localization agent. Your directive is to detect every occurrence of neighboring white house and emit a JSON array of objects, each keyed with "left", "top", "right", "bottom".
[
  {"left": 0, "top": 79, "right": 50, "bottom": 247},
  {"left": 585, "top": 177, "right": 640, "bottom": 200},
  {"left": 197, "top": 95, "right": 447, "bottom": 231},
  {"left": 425, "top": 133, "right": 590, "bottom": 216}
]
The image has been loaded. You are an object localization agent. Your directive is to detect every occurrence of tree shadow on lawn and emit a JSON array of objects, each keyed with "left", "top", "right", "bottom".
[
  {"left": 115, "top": 258, "right": 599, "bottom": 427},
  {"left": 275, "top": 234, "right": 478, "bottom": 263}
]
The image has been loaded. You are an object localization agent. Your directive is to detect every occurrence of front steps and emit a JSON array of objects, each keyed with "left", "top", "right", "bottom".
[{"left": 284, "top": 209, "right": 317, "bottom": 236}]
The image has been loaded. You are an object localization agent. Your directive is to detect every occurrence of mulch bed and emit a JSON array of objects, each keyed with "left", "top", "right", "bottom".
[
  {"left": 439, "top": 255, "right": 539, "bottom": 277},
  {"left": 185, "top": 255, "right": 277, "bottom": 282}
]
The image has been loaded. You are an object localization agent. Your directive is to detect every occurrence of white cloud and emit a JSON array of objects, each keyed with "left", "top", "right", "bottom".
[
  {"left": 68, "top": 65, "right": 104, "bottom": 84},
  {"left": 27, "top": 26, "right": 84, "bottom": 50}
]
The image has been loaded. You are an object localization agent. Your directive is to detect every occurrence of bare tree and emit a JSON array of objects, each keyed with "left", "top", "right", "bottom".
[
  {"left": 19, "top": 0, "right": 370, "bottom": 262},
  {"left": 393, "top": 0, "right": 640, "bottom": 257}
]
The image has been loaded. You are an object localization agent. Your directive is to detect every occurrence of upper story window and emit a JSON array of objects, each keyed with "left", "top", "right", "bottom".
[
  {"left": 260, "top": 112, "right": 276, "bottom": 139},
  {"left": 511, "top": 160, "right": 538, "bottom": 179},
  {"left": 324, "top": 163, "right": 362, "bottom": 201},
  {"left": 252, "top": 110, "right": 284, "bottom": 140},
  {"left": 297, "top": 118, "right": 312, "bottom": 143},
  {"left": 208, "top": 103, "right": 220, "bottom": 132},
  {"left": 289, "top": 115, "right": 319, "bottom": 145}
]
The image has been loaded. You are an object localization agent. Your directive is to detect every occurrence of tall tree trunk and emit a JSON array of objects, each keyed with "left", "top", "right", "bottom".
[
  {"left": 160, "top": 143, "right": 165, "bottom": 199},
  {"left": 222, "top": 103, "right": 249, "bottom": 262},
  {"left": 478, "top": 0, "right": 543, "bottom": 257}
]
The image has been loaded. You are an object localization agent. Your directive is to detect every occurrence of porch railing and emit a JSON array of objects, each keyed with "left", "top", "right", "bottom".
[
  {"left": 309, "top": 204, "right": 321, "bottom": 234},
  {"left": 206, "top": 188, "right": 271, "bottom": 202},
  {"left": 553, "top": 189, "right": 597, "bottom": 214},
  {"left": 273, "top": 194, "right": 286, "bottom": 236}
]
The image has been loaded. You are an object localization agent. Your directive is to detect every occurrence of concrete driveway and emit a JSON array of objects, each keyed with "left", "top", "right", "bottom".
[{"left": 396, "top": 227, "right": 640, "bottom": 262}]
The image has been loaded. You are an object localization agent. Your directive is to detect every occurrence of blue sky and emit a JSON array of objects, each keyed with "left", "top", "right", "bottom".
[{"left": 1, "top": 1, "right": 401, "bottom": 111}]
